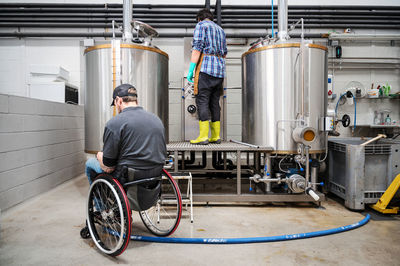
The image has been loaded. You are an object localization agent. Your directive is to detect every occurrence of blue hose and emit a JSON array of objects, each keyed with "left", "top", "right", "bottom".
[
  {"left": 130, "top": 214, "right": 370, "bottom": 244},
  {"left": 271, "top": 0, "right": 274, "bottom": 38}
]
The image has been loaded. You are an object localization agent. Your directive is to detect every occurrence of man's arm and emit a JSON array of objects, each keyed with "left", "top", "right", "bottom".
[
  {"left": 97, "top": 151, "right": 115, "bottom": 173},
  {"left": 191, "top": 49, "right": 201, "bottom": 64},
  {"left": 187, "top": 23, "right": 204, "bottom": 83},
  {"left": 101, "top": 125, "right": 119, "bottom": 173}
]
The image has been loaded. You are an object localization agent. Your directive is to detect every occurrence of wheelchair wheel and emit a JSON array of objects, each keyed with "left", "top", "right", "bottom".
[
  {"left": 86, "top": 174, "right": 131, "bottom": 256},
  {"left": 139, "top": 169, "right": 182, "bottom": 236}
]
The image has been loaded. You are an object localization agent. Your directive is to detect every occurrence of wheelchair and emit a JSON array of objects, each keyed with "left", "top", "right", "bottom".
[{"left": 80, "top": 167, "right": 182, "bottom": 256}]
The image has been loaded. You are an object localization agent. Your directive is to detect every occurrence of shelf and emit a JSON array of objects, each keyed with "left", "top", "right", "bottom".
[
  {"left": 351, "top": 124, "right": 400, "bottom": 129},
  {"left": 355, "top": 97, "right": 400, "bottom": 100}
]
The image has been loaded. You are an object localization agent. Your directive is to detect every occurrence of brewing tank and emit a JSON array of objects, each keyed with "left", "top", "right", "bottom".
[
  {"left": 84, "top": 43, "right": 169, "bottom": 153},
  {"left": 241, "top": 42, "right": 328, "bottom": 153}
]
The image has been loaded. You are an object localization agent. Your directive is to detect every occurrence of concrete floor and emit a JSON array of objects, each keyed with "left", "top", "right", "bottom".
[{"left": 1, "top": 174, "right": 399, "bottom": 266}]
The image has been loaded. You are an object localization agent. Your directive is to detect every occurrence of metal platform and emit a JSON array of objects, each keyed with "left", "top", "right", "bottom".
[
  {"left": 167, "top": 141, "right": 273, "bottom": 152},
  {"left": 166, "top": 141, "right": 323, "bottom": 204},
  {"left": 193, "top": 193, "right": 325, "bottom": 203}
]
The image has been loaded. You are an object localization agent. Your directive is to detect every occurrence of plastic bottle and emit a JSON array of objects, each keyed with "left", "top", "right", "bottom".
[
  {"left": 373, "top": 111, "right": 380, "bottom": 125},
  {"left": 385, "top": 114, "right": 391, "bottom": 125}
]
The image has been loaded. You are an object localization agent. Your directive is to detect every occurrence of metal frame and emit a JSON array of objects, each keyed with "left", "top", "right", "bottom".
[
  {"left": 167, "top": 141, "right": 324, "bottom": 204},
  {"left": 170, "top": 172, "right": 193, "bottom": 222}
]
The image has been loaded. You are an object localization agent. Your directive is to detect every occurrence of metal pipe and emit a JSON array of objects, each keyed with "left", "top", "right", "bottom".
[
  {"left": 1, "top": 6, "right": 399, "bottom": 16},
  {"left": 310, "top": 158, "right": 318, "bottom": 190},
  {"left": 329, "top": 33, "right": 400, "bottom": 41},
  {"left": 2, "top": 18, "right": 400, "bottom": 25},
  {"left": 278, "top": 0, "right": 288, "bottom": 40},
  {"left": 216, "top": 0, "right": 222, "bottom": 26},
  {"left": 1, "top": 14, "right": 400, "bottom": 21},
  {"left": 122, "top": 0, "right": 133, "bottom": 41},
  {"left": 205, "top": 0, "right": 210, "bottom": 9},
  {"left": 305, "top": 145, "right": 310, "bottom": 188},
  {"left": 2, "top": 22, "right": 399, "bottom": 29},
  {"left": 266, "top": 154, "right": 272, "bottom": 192},
  {"left": 230, "top": 139, "right": 259, "bottom": 149},
  {"left": 0, "top": 3, "right": 399, "bottom": 10},
  {"left": 0, "top": 31, "right": 328, "bottom": 38},
  {"left": 216, "top": 5, "right": 400, "bottom": 10}
]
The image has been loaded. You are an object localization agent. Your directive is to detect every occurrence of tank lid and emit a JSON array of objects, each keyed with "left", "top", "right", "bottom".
[
  {"left": 84, "top": 43, "right": 169, "bottom": 59},
  {"left": 242, "top": 43, "right": 327, "bottom": 58}
]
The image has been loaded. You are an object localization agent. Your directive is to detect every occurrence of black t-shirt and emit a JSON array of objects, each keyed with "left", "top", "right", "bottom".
[{"left": 102, "top": 106, "right": 166, "bottom": 170}]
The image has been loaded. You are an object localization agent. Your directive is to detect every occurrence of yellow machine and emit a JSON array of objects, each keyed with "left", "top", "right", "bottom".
[{"left": 371, "top": 174, "right": 400, "bottom": 214}]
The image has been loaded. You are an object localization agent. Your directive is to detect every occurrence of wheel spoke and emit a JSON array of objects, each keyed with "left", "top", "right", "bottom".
[
  {"left": 139, "top": 173, "right": 181, "bottom": 236},
  {"left": 86, "top": 177, "right": 130, "bottom": 256}
]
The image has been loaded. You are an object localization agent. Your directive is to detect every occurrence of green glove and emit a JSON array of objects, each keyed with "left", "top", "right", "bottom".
[{"left": 187, "top": 62, "right": 196, "bottom": 83}]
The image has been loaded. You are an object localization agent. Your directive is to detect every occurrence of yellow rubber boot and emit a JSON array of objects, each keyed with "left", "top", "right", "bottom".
[
  {"left": 209, "top": 121, "right": 221, "bottom": 144},
  {"left": 190, "top": 121, "right": 209, "bottom": 145}
]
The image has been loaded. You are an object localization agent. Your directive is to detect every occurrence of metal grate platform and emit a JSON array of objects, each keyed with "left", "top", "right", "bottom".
[{"left": 167, "top": 141, "right": 273, "bottom": 152}]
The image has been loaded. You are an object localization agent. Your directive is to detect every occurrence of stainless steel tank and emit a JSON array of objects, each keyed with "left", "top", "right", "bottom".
[
  {"left": 84, "top": 43, "right": 169, "bottom": 153},
  {"left": 241, "top": 42, "right": 328, "bottom": 153}
]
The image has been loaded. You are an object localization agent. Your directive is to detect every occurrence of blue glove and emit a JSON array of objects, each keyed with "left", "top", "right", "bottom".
[{"left": 187, "top": 62, "right": 196, "bottom": 83}]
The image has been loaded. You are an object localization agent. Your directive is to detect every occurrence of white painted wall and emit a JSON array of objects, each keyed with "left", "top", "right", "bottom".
[
  {"left": 327, "top": 42, "right": 400, "bottom": 137},
  {"left": 0, "top": 39, "right": 82, "bottom": 98}
]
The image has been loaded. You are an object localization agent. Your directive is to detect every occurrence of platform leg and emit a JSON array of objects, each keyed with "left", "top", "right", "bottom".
[
  {"left": 237, "top": 150, "right": 241, "bottom": 195},
  {"left": 174, "top": 150, "right": 178, "bottom": 173}
]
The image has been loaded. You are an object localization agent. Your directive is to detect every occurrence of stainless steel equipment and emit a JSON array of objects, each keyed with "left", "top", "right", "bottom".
[
  {"left": 241, "top": 0, "right": 329, "bottom": 154},
  {"left": 242, "top": 42, "right": 328, "bottom": 153},
  {"left": 235, "top": 0, "right": 328, "bottom": 202},
  {"left": 85, "top": 43, "right": 169, "bottom": 153},
  {"left": 84, "top": 0, "right": 169, "bottom": 153}
]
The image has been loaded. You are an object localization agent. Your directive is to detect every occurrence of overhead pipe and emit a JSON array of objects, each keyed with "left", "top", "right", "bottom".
[
  {"left": 209, "top": 5, "right": 400, "bottom": 10},
  {"left": 0, "top": 2, "right": 398, "bottom": 9},
  {"left": 329, "top": 33, "right": 400, "bottom": 41},
  {"left": 1, "top": 11, "right": 399, "bottom": 18},
  {"left": 1, "top": 18, "right": 399, "bottom": 25},
  {"left": 2, "top": 23, "right": 399, "bottom": 29},
  {"left": 205, "top": 0, "right": 210, "bottom": 10},
  {"left": 1, "top": 16, "right": 399, "bottom": 24},
  {"left": 122, "top": 0, "right": 132, "bottom": 41},
  {"left": 216, "top": 0, "right": 222, "bottom": 26},
  {"left": 278, "top": 0, "right": 288, "bottom": 40},
  {"left": 0, "top": 31, "right": 330, "bottom": 38},
  {"left": 0, "top": 3, "right": 399, "bottom": 10},
  {"left": 221, "top": 10, "right": 400, "bottom": 16}
]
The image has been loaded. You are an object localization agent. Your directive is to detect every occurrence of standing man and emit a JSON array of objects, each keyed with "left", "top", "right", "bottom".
[{"left": 187, "top": 8, "right": 227, "bottom": 145}]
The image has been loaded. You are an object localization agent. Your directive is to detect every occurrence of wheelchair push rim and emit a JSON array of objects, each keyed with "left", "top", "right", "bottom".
[{"left": 86, "top": 175, "right": 131, "bottom": 256}]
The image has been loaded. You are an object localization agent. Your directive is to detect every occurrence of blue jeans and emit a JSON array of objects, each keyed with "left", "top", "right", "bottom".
[
  {"left": 85, "top": 158, "right": 105, "bottom": 211},
  {"left": 85, "top": 158, "right": 104, "bottom": 184}
]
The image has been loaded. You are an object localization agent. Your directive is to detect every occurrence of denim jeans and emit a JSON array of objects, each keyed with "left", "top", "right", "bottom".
[
  {"left": 85, "top": 158, "right": 104, "bottom": 184},
  {"left": 85, "top": 158, "right": 105, "bottom": 211}
]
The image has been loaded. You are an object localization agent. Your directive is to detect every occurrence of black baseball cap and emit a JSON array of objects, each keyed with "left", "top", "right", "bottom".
[{"left": 111, "top": 84, "right": 138, "bottom": 106}]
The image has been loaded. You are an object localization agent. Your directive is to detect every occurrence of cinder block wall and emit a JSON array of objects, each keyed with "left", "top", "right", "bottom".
[{"left": 0, "top": 94, "right": 85, "bottom": 211}]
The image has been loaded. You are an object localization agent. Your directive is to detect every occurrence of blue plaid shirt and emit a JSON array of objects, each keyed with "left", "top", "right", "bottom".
[{"left": 192, "top": 20, "right": 227, "bottom": 78}]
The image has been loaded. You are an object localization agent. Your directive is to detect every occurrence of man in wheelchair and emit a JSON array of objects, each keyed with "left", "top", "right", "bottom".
[
  {"left": 82, "top": 84, "right": 181, "bottom": 256},
  {"left": 85, "top": 83, "right": 167, "bottom": 189}
]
